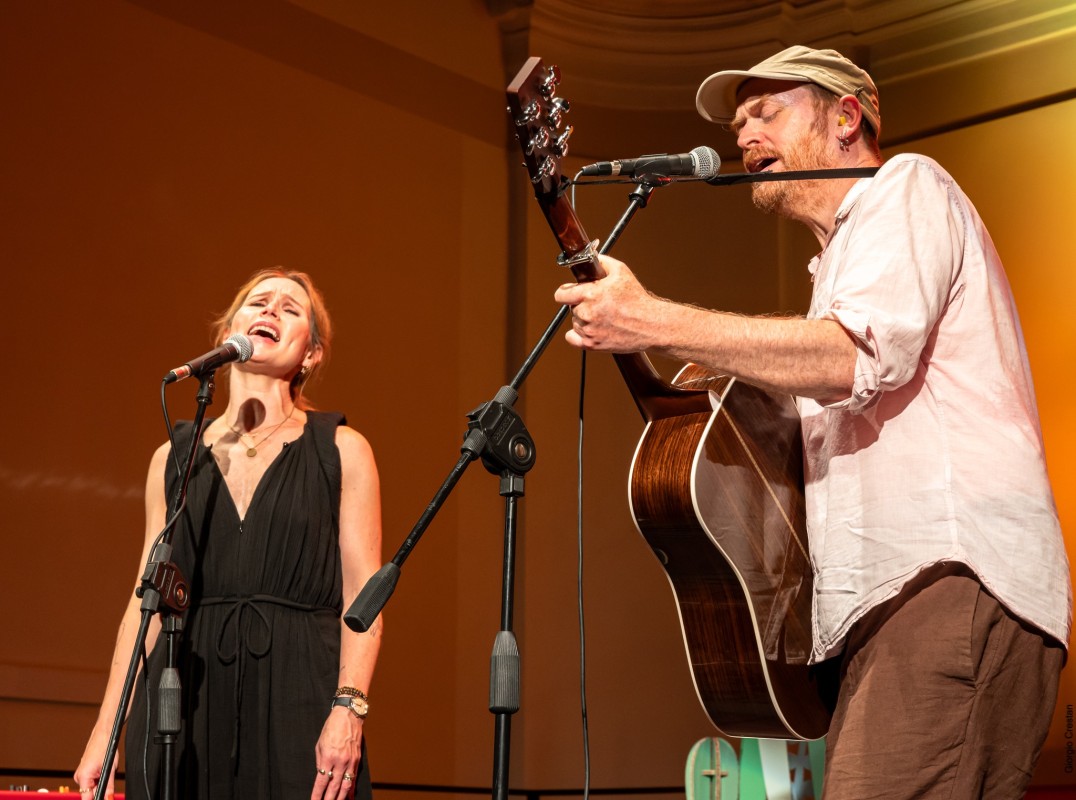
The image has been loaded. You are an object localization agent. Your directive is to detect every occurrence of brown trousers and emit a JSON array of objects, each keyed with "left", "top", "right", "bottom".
[{"left": 822, "top": 566, "right": 1064, "bottom": 800}]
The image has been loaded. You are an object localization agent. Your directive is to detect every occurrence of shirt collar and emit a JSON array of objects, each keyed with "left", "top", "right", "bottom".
[
  {"left": 808, "top": 176, "right": 875, "bottom": 276},
  {"left": 835, "top": 176, "right": 873, "bottom": 224}
]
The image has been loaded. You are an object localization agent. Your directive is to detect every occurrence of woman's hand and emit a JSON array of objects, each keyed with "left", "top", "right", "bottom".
[
  {"left": 310, "top": 707, "right": 363, "bottom": 800},
  {"left": 74, "top": 726, "right": 116, "bottom": 798}
]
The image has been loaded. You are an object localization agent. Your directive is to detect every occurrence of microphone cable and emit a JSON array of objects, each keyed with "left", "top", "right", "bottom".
[
  {"left": 575, "top": 349, "right": 592, "bottom": 800},
  {"left": 127, "top": 378, "right": 195, "bottom": 799},
  {"left": 567, "top": 169, "right": 593, "bottom": 800}
]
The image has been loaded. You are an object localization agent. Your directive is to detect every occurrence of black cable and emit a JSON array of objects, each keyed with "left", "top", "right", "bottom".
[
  {"left": 576, "top": 351, "right": 591, "bottom": 800},
  {"left": 141, "top": 644, "right": 152, "bottom": 800},
  {"left": 136, "top": 378, "right": 190, "bottom": 798},
  {"left": 568, "top": 170, "right": 592, "bottom": 799},
  {"left": 162, "top": 379, "right": 183, "bottom": 479},
  {"left": 567, "top": 166, "right": 880, "bottom": 188}
]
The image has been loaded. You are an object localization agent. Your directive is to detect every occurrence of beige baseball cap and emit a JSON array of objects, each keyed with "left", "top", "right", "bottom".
[{"left": 696, "top": 45, "right": 881, "bottom": 136}]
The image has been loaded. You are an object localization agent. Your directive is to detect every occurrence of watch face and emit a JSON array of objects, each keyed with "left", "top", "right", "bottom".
[{"left": 353, "top": 697, "right": 369, "bottom": 715}]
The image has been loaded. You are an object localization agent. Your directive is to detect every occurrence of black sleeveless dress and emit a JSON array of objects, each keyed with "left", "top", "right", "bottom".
[{"left": 125, "top": 411, "right": 372, "bottom": 800}]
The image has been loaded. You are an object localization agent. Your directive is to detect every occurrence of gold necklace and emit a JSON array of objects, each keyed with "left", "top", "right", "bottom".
[{"left": 231, "top": 405, "right": 297, "bottom": 457}]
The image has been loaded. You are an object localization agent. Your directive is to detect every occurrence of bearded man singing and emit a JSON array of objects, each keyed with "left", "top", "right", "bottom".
[{"left": 555, "top": 46, "right": 1071, "bottom": 800}]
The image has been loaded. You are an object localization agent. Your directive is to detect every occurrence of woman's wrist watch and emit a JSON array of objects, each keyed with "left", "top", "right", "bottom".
[
  {"left": 332, "top": 686, "right": 369, "bottom": 720},
  {"left": 331, "top": 694, "right": 369, "bottom": 720}
]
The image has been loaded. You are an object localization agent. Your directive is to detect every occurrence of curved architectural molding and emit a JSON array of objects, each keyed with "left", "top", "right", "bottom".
[{"left": 527, "top": 0, "right": 1076, "bottom": 111}]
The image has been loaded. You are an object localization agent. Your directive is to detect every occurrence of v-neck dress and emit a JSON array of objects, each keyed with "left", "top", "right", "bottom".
[{"left": 124, "top": 411, "right": 372, "bottom": 800}]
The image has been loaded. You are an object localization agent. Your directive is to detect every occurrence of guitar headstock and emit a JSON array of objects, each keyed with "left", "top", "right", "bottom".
[
  {"left": 507, "top": 57, "right": 601, "bottom": 279},
  {"left": 505, "top": 57, "right": 699, "bottom": 417},
  {"left": 506, "top": 57, "right": 572, "bottom": 201}
]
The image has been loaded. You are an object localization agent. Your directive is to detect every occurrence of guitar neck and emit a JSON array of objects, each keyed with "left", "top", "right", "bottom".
[
  {"left": 508, "top": 57, "right": 712, "bottom": 422},
  {"left": 544, "top": 193, "right": 712, "bottom": 421}
]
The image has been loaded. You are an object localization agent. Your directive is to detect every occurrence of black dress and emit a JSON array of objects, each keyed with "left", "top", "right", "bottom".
[{"left": 125, "top": 411, "right": 372, "bottom": 799}]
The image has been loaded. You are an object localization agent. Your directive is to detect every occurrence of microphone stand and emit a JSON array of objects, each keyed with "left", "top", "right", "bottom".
[
  {"left": 344, "top": 377, "right": 541, "bottom": 800},
  {"left": 343, "top": 171, "right": 678, "bottom": 800},
  {"left": 343, "top": 165, "right": 876, "bottom": 800},
  {"left": 94, "top": 371, "right": 218, "bottom": 800}
]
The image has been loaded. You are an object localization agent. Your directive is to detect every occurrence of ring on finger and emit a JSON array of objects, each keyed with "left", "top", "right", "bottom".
[
  {"left": 343, "top": 772, "right": 354, "bottom": 782},
  {"left": 317, "top": 767, "right": 327, "bottom": 775}
]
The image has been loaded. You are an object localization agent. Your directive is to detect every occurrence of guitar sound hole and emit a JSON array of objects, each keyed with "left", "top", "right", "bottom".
[{"left": 653, "top": 548, "right": 669, "bottom": 565}]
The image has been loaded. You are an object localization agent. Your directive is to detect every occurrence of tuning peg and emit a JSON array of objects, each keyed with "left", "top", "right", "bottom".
[
  {"left": 530, "top": 156, "right": 556, "bottom": 184},
  {"left": 553, "top": 125, "right": 573, "bottom": 157},
  {"left": 546, "top": 96, "right": 570, "bottom": 129},
  {"left": 540, "top": 65, "right": 562, "bottom": 97},
  {"left": 526, "top": 127, "right": 551, "bottom": 156},
  {"left": 515, "top": 99, "right": 541, "bottom": 126}
]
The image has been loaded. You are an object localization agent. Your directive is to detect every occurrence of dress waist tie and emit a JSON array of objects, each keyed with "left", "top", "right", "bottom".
[{"left": 201, "top": 594, "right": 337, "bottom": 763}]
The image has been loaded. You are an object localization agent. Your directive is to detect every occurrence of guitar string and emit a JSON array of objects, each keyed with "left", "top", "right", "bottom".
[{"left": 719, "top": 404, "right": 810, "bottom": 562}]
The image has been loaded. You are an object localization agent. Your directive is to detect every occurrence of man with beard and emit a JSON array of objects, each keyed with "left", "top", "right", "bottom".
[{"left": 554, "top": 46, "right": 1070, "bottom": 799}]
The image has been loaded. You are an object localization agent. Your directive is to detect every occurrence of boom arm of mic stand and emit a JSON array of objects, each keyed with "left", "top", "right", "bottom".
[
  {"left": 343, "top": 182, "right": 669, "bottom": 632},
  {"left": 344, "top": 381, "right": 539, "bottom": 631}
]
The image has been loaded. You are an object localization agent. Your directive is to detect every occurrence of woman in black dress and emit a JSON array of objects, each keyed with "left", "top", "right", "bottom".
[{"left": 76, "top": 269, "right": 382, "bottom": 800}]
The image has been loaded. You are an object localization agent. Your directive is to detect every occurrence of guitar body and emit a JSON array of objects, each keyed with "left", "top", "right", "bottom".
[
  {"left": 629, "top": 365, "right": 832, "bottom": 740},
  {"left": 506, "top": 58, "right": 832, "bottom": 740}
]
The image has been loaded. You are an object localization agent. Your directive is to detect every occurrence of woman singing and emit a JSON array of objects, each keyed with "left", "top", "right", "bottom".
[{"left": 76, "top": 269, "right": 382, "bottom": 800}]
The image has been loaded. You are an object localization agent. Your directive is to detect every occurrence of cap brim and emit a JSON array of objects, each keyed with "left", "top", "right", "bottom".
[{"left": 695, "top": 69, "right": 810, "bottom": 123}]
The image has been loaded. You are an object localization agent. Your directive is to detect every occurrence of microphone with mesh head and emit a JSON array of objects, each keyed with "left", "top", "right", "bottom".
[
  {"left": 164, "top": 333, "right": 254, "bottom": 384},
  {"left": 579, "top": 145, "right": 720, "bottom": 179}
]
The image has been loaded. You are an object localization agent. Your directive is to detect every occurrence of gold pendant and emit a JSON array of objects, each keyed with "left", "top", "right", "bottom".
[{"left": 246, "top": 447, "right": 258, "bottom": 458}]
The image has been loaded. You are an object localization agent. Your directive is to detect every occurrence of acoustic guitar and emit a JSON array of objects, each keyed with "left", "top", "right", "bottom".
[{"left": 506, "top": 57, "right": 832, "bottom": 741}]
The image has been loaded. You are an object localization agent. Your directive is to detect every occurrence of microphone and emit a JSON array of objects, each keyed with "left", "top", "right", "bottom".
[
  {"left": 163, "top": 333, "right": 254, "bottom": 384},
  {"left": 579, "top": 145, "right": 719, "bottom": 179}
]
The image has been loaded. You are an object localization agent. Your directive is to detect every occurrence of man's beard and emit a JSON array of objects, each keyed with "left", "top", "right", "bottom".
[{"left": 749, "top": 131, "right": 831, "bottom": 218}]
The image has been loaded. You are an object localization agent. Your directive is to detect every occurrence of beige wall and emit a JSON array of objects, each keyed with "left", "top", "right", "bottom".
[{"left": 1, "top": 0, "right": 1074, "bottom": 795}]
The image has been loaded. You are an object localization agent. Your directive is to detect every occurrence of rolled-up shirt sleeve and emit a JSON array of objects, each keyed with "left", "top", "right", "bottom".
[
  {"left": 810, "top": 158, "right": 966, "bottom": 413},
  {"left": 817, "top": 306, "right": 877, "bottom": 411}
]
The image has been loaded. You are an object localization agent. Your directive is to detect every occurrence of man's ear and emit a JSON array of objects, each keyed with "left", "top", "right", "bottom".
[{"left": 837, "top": 95, "right": 864, "bottom": 134}]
